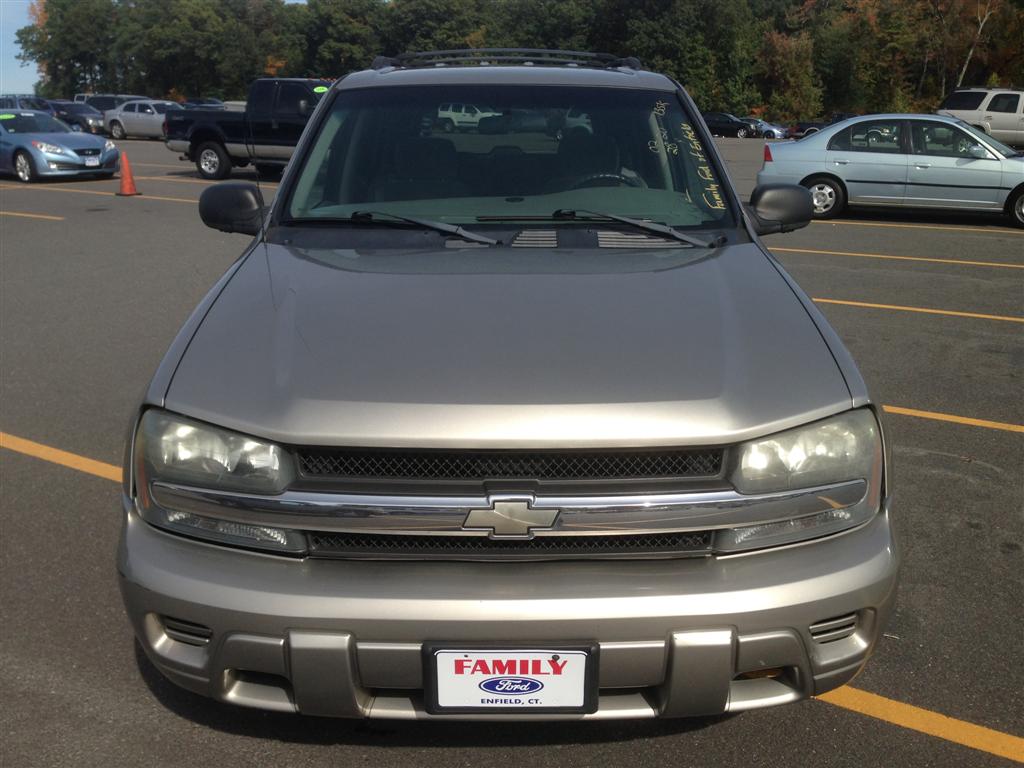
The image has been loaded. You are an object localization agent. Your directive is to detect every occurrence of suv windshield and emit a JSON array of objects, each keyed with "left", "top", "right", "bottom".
[
  {"left": 286, "top": 85, "right": 733, "bottom": 229},
  {"left": 0, "top": 112, "right": 69, "bottom": 133}
]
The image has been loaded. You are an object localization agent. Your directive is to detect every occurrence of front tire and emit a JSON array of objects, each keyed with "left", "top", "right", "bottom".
[
  {"left": 13, "top": 151, "right": 36, "bottom": 183},
  {"left": 195, "top": 141, "right": 231, "bottom": 180},
  {"left": 1008, "top": 188, "right": 1024, "bottom": 229},
  {"left": 736, "top": 127, "right": 748, "bottom": 139},
  {"left": 803, "top": 175, "right": 846, "bottom": 219},
  {"left": 110, "top": 121, "right": 126, "bottom": 140}
]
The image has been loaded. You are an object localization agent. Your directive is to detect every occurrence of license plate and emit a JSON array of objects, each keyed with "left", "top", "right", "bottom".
[
  {"left": 84, "top": 157, "right": 100, "bottom": 167},
  {"left": 424, "top": 644, "right": 598, "bottom": 714}
]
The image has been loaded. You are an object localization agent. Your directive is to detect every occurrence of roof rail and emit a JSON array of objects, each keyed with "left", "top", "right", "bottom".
[{"left": 371, "top": 49, "right": 643, "bottom": 71}]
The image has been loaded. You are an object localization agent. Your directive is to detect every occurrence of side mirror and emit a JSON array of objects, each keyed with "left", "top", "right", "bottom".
[
  {"left": 71, "top": 124, "right": 82, "bottom": 132},
  {"left": 298, "top": 99, "right": 311, "bottom": 117},
  {"left": 199, "top": 182, "right": 265, "bottom": 236},
  {"left": 747, "top": 183, "right": 813, "bottom": 235},
  {"left": 968, "top": 144, "right": 989, "bottom": 159}
]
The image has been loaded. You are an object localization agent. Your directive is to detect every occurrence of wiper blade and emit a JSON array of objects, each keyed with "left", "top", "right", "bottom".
[
  {"left": 352, "top": 210, "right": 499, "bottom": 245},
  {"left": 551, "top": 209, "right": 724, "bottom": 248},
  {"left": 282, "top": 212, "right": 499, "bottom": 245}
]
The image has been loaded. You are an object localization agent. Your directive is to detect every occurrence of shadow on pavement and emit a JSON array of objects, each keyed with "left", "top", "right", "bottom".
[{"left": 135, "top": 642, "right": 732, "bottom": 746}]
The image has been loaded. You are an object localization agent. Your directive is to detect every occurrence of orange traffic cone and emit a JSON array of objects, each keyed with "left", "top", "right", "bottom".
[{"left": 116, "top": 151, "right": 140, "bottom": 196}]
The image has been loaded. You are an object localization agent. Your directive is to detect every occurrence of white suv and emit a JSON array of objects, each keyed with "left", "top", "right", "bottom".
[
  {"left": 937, "top": 88, "right": 1024, "bottom": 147},
  {"left": 436, "top": 102, "right": 500, "bottom": 132}
]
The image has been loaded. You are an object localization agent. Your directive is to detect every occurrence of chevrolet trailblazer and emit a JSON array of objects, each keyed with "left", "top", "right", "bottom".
[{"left": 118, "top": 49, "right": 899, "bottom": 720}]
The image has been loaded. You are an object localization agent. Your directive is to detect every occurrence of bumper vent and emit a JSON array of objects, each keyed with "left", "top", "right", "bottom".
[
  {"left": 597, "top": 231, "right": 677, "bottom": 248},
  {"left": 75, "top": 148, "right": 101, "bottom": 156},
  {"left": 161, "top": 616, "right": 213, "bottom": 646},
  {"left": 511, "top": 230, "right": 558, "bottom": 248},
  {"left": 809, "top": 613, "right": 858, "bottom": 644},
  {"left": 297, "top": 447, "right": 723, "bottom": 482},
  {"left": 307, "top": 529, "right": 713, "bottom": 560}
]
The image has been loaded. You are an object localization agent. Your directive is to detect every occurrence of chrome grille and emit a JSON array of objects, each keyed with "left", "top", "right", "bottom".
[
  {"left": 307, "top": 529, "right": 713, "bottom": 560},
  {"left": 75, "top": 148, "right": 101, "bottom": 156},
  {"left": 297, "top": 447, "right": 723, "bottom": 481}
]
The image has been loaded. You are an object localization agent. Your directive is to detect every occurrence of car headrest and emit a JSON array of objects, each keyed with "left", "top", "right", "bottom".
[{"left": 394, "top": 137, "right": 458, "bottom": 179}]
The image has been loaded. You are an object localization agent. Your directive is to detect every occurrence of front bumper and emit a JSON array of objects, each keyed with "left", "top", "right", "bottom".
[
  {"left": 118, "top": 497, "right": 899, "bottom": 720},
  {"left": 36, "top": 148, "right": 119, "bottom": 177}
]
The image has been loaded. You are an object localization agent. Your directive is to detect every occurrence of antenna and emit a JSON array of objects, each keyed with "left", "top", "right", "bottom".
[{"left": 245, "top": 81, "right": 270, "bottom": 252}]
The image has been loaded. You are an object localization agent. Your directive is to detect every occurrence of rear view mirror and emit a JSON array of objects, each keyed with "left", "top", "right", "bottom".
[
  {"left": 747, "top": 183, "right": 813, "bottom": 235},
  {"left": 199, "top": 182, "right": 265, "bottom": 236}
]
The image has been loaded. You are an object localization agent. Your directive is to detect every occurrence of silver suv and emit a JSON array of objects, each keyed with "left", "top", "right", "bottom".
[
  {"left": 119, "top": 49, "right": 899, "bottom": 721},
  {"left": 937, "top": 88, "right": 1024, "bottom": 147}
]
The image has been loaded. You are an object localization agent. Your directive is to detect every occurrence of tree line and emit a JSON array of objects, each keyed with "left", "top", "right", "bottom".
[{"left": 16, "top": 0, "right": 1024, "bottom": 121}]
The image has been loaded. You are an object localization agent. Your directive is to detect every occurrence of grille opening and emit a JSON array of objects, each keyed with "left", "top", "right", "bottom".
[
  {"left": 736, "top": 667, "right": 785, "bottom": 680},
  {"left": 809, "top": 613, "right": 859, "bottom": 644},
  {"left": 161, "top": 616, "right": 213, "bottom": 646},
  {"left": 223, "top": 670, "right": 294, "bottom": 710},
  {"left": 307, "top": 529, "right": 713, "bottom": 560},
  {"left": 297, "top": 447, "right": 723, "bottom": 482}
]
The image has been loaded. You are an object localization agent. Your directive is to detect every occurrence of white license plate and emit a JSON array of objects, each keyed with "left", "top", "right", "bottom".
[
  {"left": 84, "top": 157, "right": 100, "bottom": 167},
  {"left": 429, "top": 647, "right": 593, "bottom": 712}
]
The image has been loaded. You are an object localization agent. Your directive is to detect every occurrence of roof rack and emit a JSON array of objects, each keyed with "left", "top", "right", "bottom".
[{"left": 371, "top": 49, "right": 643, "bottom": 71}]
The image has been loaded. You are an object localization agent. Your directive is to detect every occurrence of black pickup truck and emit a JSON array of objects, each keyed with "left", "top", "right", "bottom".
[{"left": 165, "top": 78, "right": 331, "bottom": 179}]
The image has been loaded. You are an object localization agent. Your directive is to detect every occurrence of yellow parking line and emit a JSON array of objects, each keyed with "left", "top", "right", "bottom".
[
  {"left": 0, "top": 210, "right": 64, "bottom": 221},
  {"left": 818, "top": 687, "right": 1024, "bottom": 763},
  {"left": 882, "top": 405, "right": 1024, "bottom": 433},
  {"left": 0, "top": 432, "right": 120, "bottom": 482},
  {"left": 774, "top": 246, "right": 1024, "bottom": 270},
  {"left": 811, "top": 219, "right": 1023, "bottom": 236},
  {"left": 0, "top": 183, "right": 196, "bottom": 204},
  {"left": 813, "top": 297, "right": 1024, "bottom": 323},
  {"left": 3, "top": 429, "right": 1024, "bottom": 758}
]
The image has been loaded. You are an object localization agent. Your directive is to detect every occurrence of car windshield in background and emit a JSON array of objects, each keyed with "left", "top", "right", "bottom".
[
  {"left": 87, "top": 97, "right": 117, "bottom": 111},
  {"left": 19, "top": 98, "right": 49, "bottom": 110},
  {"left": 154, "top": 103, "right": 181, "bottom": 113},
  {"left": 66, "top": 103, "right": 102, "bottom": 115},
  {"left": 0, "top": 113, "right": 69, "bottom": 134},
  {"left": 286, "top": 85, "right": 734, "bottom": 229}
]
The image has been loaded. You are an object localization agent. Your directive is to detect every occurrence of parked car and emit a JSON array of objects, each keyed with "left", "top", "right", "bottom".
[
  {"left": 107, "top": 99, "right": 182, "bottom": 139},
  {"left": 787, "top": 120, "right": 828, "bottom": 139},
  {"left": 702, "top": 112, "right": 759, "bottom": 138},
  {"left": 47, "top": 100, "right": 108, "bottom": 134},
  {"left": 0, "top": 110, "right": 119, "bottom": 182},
  {"left": 937, "top": 88, "right": 1024, "bottom": 148},
  {"left": 436, "top": 103, "right": 500, "bottom": 131},
  {"left": 83, "top": 93, "right": 149, "bottom": 113},
  {"left": 165, "top": 77, "right": 331, "bottom": 179},
  {"left": 182, "top": 97, "right": 226, "bottom": 110},
  {"left": 746, "top": 117, "right": 787, "bottom": 139},
  {"left": 121, "top": 48, "right": 899, "bottom": 721},
  {"left": 0, "top": 94, "right": 55, "bottom": 114},
  {"left": 758, "top": 113, "right": 1024, "bottom": 226}
]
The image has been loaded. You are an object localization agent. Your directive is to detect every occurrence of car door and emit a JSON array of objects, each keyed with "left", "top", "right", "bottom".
[
  {"left": 826, "top": 118, "right": 908, "bottom": 206},
  {"left": 905, "top": 120, "right": 1003, "bottom": 210},
  {"left": 272, "top": 82, "right": 314, "bottom": 159},
  {"left": 136, "top": 102, "right": 159, "bottom": 136},
  {"left": 0, "top": 121, "right": 14, "bottom": 172},
  {"left": 983, "top": 93, "right": 1023, "bottom": 145},
  {"left": 118, "top": 103, "right": 136, "bottom": 133},
  {"left": 247, "top": 80, "right": 277, "bottom": 157},
  {"left": 703, "top": 113, "right": 725, "bottom": 135}
]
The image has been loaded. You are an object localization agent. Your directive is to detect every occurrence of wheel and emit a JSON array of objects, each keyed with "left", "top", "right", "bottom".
[
  {"left": 255, "top": 163, "right": 281, "bottom": 180},
  {"left": 736, "top": 127, "right": 748, "bottom": 139},
  {"left": 803, "top": 175, "right": 846, "bottom": 219},
  {"left": 13, "top": 151, "right": 37, "bottom": 183},
  {"left": 804, "top": 127, "right": 819, "bottom": 135},
  {"left": 440, "top": 118, "right": 454, "bottom": 133},
  {"left": 110, "top": 121, "right": 125, "bottom": 140},
  {"left": 195, "top": 141, "right": 231, "bottom": 180},
  {"left": 1008, "top": 188, "right": 1024, "bottom": 229}
]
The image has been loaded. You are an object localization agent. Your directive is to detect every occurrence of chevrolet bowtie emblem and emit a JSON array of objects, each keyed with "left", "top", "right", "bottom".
[{"left": 463, "top": 500, "right": 559, "bottom": 539}]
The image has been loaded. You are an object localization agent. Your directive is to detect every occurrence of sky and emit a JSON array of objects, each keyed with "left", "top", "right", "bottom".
[{"left": 1, "top": 0, "right": 37, "bottom": 93}]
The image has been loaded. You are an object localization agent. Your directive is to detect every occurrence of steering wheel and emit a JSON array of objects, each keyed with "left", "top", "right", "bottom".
[{"left": 568, "top": 172, "right": 641, "bottom": 190}]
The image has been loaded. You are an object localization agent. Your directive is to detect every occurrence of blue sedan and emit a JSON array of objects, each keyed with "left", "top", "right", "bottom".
[
  {"left": 757, "top": 113, "right": 1024, "bottom": 228},
  {"left": 0, "top": 110, "right": 120, "bottom": 182}
]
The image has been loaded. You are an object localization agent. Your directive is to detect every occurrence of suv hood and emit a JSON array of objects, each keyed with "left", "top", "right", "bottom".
[{"left": 164, "top": 242, "right": 852, "bottom": 448}]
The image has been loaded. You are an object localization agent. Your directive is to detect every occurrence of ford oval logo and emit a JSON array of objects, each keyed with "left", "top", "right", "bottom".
[{"left": 478, "top": 677, "right": 545, "bottom": 695}]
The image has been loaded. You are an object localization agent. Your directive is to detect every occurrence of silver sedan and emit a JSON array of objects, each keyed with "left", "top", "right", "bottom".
[
  {"left": 757, "top": 113, "right": 1024, "bottom": 227},
  {"left": 107, "top": 99, "right": 182, "bottom": 139}
]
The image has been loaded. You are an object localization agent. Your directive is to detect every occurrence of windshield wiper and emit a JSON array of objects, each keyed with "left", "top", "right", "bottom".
[
  {"left": 283, "top": 211, "right": 499, "bottom": 245},
  {"left": 551, "top": 209, "right": 725, "bottom": 248},
  {"left": 352, "top": 210, "right": 499, "bottom": 245}
]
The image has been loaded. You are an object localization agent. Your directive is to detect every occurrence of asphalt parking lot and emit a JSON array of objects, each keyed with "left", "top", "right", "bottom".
[{"left": 1, "top": 137, "right": 1022, "bottom": 767}]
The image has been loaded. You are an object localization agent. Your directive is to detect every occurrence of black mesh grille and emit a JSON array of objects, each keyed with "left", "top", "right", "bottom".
[
  {"left": 307, "top": 530, "right": 712, "bottom": 560},
  {"left": 75, "top": 148, "right": 101, "bottom": 156},
  {"left": 297, "top": 447, "right": 722, "bottom": 482}
]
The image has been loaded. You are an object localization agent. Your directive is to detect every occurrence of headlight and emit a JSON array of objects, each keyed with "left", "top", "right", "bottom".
[
  {"left": 138, "top": 410, "right": 294, "bottom": 494},
  {"left": 731, "top": 409, "right": 879, "bottom": 494},
  {"left": 134, "top": 410, "right": 304, "bottom": 553},
  {"left": 716, "top": 409, "right": 883, "bottom": 553},
  {"left": 31, "top": 140, "right": 65, "bottom": 154},
  {"left": 104, "top": 139, "right": 117, "bottom": 151}
]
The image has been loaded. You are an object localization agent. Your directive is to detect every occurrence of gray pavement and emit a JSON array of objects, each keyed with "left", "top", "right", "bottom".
[{"left": 1, "top": 137, "right": 1022, "bottom": 767}]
